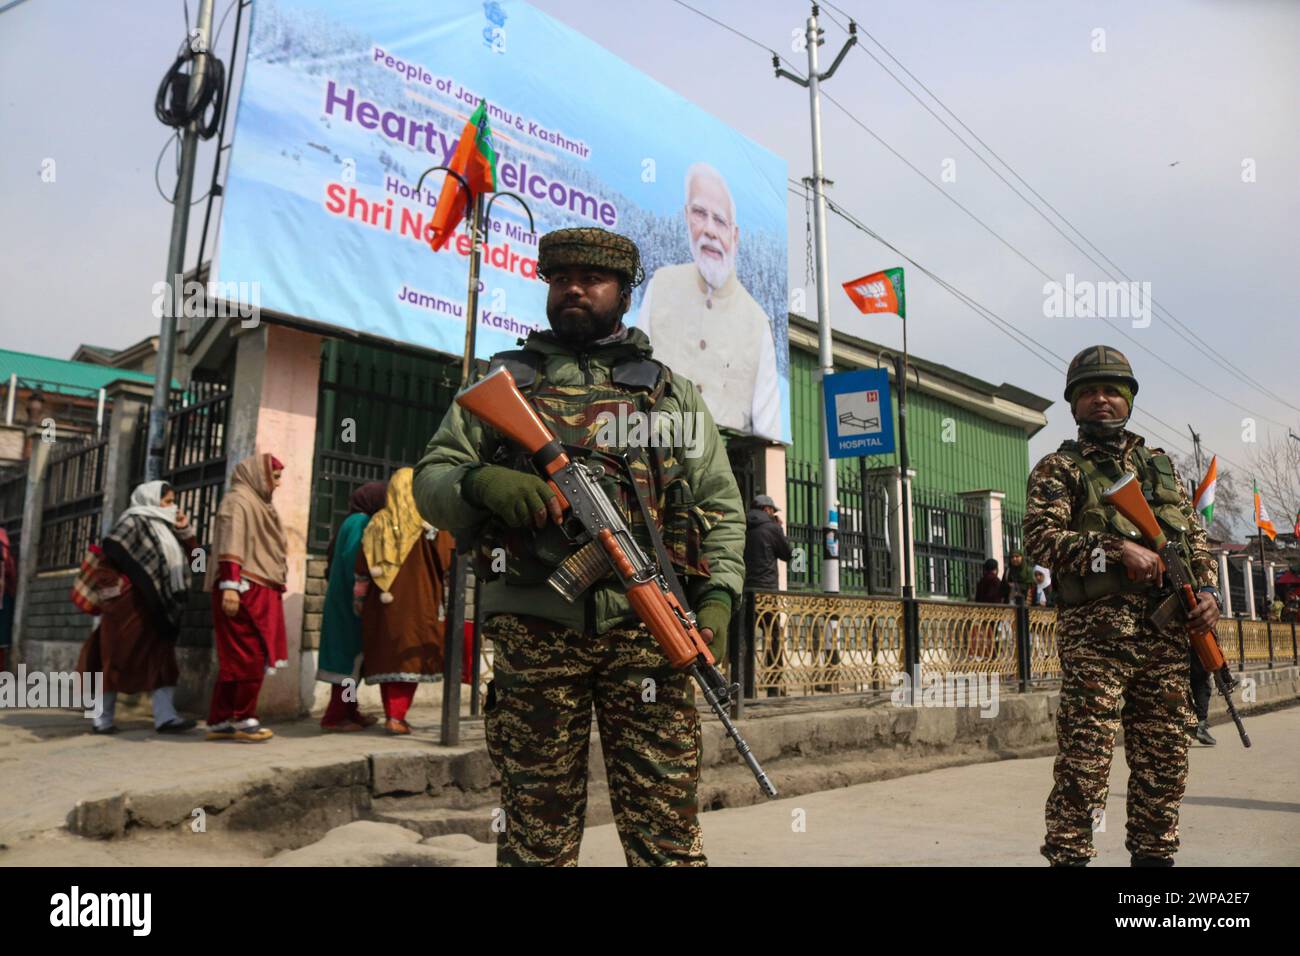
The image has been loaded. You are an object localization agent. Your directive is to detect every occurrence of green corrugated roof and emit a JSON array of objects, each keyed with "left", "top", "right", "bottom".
[{"left": 0, "top": 348, "right": 175, "bottom": 396}]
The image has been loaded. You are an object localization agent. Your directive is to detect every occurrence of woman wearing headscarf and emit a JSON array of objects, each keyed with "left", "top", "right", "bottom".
[
  {"left": 317, "top": 480, "right": 387, "bottom": 732},
  {"left": 355, "top": 468, "right": 454, "bottom": 735},
  {"left": 1032, "top": 565, "right": 1055, "bottom": 608},
  {"left": 0, "top": 527, "right": 15, "bottom": 672},
  {"left": 75, "top": 481, "right": 197, "bottom": 734},
  {"left": 203, "top": 453, "right": 287, "bottom": 743}
]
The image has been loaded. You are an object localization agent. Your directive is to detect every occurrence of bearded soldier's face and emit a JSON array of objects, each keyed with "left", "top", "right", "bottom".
[{"left": 545, "top": 266, "right": 628, "bottom": 343}]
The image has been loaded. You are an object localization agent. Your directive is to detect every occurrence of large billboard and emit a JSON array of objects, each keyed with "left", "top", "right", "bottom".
[{"left": 215, "top": 0, "right": 790, "bottom": 442}]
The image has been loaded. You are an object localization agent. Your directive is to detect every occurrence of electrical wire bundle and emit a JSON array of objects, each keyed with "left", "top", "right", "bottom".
[{"left": 154, "top": 38, "right": 225, "bottom": 140}]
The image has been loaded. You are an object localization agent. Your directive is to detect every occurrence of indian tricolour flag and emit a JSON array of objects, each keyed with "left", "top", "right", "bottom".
[
  {"left": 1254, "top": 480, "right": 1278, "bottom": 541},
  {"left": 1192, "top": 455, "right": 1217, "bottom": 525}
]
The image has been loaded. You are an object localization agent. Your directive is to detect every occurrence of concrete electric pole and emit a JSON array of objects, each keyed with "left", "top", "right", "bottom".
[
  {"left": 775, "top": 5, "right": 856, "bottom": 593},
  {"left": 145, "top": 0, "right": 216, "bottom": 481}
]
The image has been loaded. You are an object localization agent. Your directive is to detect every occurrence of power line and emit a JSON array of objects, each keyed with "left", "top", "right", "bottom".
[
  {"left": 666, "top": 4, "right": 1291, "bottom": 430},
  {"left": 809, "top": 184, "right": 1262, "bottom": 474},
  {"left": 819, "top": 0, "right": 1300, "bottom": 419},
  {"left": 670, "top": 1, "right": 1258, "bottom": 470},
  {"left": 794, "top": 179, "right": 1200, "bottom": 460},
  {"left": 811, "top": 83, "right": 1292, "bottom": 431}
]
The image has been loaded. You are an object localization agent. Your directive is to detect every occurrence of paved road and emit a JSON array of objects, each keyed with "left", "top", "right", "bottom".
[{"left": 579, "top": 706, "right": 1300, "bottom": 866}]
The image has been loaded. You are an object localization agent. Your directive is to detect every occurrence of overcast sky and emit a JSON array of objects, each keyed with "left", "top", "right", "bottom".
[{"left": 2, "top": 0, "right": 1297, "bottom": 521}]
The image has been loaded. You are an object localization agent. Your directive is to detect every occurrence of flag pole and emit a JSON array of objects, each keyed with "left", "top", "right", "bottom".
[
  {"left": 459, "top": 193, "right": 486, "bottom": 388},
  {"left": 897, "top": 314, "right": 913, "bottom": 600}
]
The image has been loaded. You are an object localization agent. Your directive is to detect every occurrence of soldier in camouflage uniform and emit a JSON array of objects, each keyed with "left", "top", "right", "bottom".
[
  {"left": 412, "top": 228, "right": 745, "bottom": 866},
  {"left": 1025, "top": 346, "right": 1221, "bottom": 867}
]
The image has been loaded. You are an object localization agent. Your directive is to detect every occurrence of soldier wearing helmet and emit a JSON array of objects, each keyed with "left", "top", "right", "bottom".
[{"left": 1025, "top": 346, "right": 1221, "bottom": 867}]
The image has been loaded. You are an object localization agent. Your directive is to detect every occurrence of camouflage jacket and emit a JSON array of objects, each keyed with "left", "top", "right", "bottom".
[
  {"left": 411, "top": 325, "right": 745, "bottom": 635},
  {"left": 1024, "top": 429, "right": 1216, "bottom": 621}
]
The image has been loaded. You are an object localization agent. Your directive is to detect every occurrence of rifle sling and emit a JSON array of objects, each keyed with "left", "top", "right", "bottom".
[{"left": 619, "top": 445, "right": 692, "bottom": 612}]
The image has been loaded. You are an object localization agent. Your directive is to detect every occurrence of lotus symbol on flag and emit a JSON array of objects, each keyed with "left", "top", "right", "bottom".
[{"left": 855, "top": 280, "right": 888, "bottom": 307}]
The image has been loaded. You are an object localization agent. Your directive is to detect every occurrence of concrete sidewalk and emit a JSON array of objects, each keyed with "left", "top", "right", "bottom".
[{"left": 0, "top": 702, "right": 481, "bottom": 844}]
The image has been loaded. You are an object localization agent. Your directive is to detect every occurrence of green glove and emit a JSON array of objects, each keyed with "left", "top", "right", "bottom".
[
  {"left": 463, "top": 465, "right": 556, "bottom": 528},
  {"left": 695, "top": 598, "right": 732, "bottom": 664}
]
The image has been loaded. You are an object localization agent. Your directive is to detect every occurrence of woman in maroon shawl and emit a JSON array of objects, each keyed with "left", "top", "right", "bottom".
[
  {"left": 203, "top": 453, "right": 287, "bottom": 743},
  {"left": 77, "top": 480, "right": 198, "bottom": 733},
  {"left": 0, "top": 526, "right": 15, "bottom": 672}
]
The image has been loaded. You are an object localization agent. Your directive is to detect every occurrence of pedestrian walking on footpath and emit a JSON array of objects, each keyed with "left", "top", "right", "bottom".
[
  {"left": 355, "top": 468, "right": 454, "bottom": 736},
  {"left": 1025, "top": 346, "right": 1220, "bottom": 867},
  {"left": 0, "top": 527, "right": 15, "bottom": 672},
  {"left": 316, "top": 480, "right": 387, "bottom": 732},
  {"left": 74, "top": 481, "right": 197, "bottom": 734},
  {"left": 203, "top": 453, "right": 288, "bottom": 743},
  {"left": 745, "top": 493, "right": 794, "bottom": 692}
]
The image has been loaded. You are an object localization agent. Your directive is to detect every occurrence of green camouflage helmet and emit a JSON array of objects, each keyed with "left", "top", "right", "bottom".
[
  {"left": 1064, "top": 345, "right": 1139, "bottom": 402},
  {"left": 536, "top": 227, "right": 645, "bottom": 288}
]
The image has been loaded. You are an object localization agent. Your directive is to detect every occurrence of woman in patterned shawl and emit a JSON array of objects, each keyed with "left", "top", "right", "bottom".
[{"left": 76, "top": 480, "right": 197, "bottom": 734}]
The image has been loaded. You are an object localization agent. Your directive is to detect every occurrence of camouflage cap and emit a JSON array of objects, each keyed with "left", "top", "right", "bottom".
[{"left": 536, "top": 227, "right": 645, "bottom": 288}]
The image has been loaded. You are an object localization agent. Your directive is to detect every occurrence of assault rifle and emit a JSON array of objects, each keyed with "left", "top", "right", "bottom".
[
  {"left": 1103, "top": 473, "right": 1251, "bottom": 747},
  {"left": 457, "top": 366, "right": 778, "bottom": 797}
]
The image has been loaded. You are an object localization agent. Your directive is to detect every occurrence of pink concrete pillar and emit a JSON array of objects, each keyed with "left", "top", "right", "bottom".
[
  {"left": 225, "top": 323, "right": 322, "bottom": 718},
  {"left": 762, "top": 444, "right": 789, "bottom": 589}
]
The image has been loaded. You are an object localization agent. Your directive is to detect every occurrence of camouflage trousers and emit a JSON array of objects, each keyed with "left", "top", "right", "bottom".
[
  {"left": 481, "top": 612, "right": 705, "bottom": 867},
  {"left": 1042, "top": 614, "right": 1192, "bottom": 865}
]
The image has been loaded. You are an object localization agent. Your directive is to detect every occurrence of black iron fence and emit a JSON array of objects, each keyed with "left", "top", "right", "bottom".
[
  {"left": 162, "top": 385, "right": 230, "bottom": 547},
  {"left": 310, "top": 449, "right": 412, "bottom": 551},
  {"left": 37, "top": 436, "right": 107, "bottom": 571},
  {"left": 785, "top": 459, "right": 891, "bottom": 594},
  {"left": 1001, "top": 505, "right": 1025, "bottom": 559},
  {"left": 912, "top": 489, "right": 986, "bottom": 600},
  {"left": 309, "top": 339, "right": 460, "bottom": 553}
]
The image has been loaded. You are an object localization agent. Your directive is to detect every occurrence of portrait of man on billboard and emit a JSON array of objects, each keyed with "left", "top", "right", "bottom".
[{"left": 638, "top": 162, "right": 781, "bottom": 441}]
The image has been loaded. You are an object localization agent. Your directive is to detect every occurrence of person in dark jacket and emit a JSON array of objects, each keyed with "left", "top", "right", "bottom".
[
  {"left": 745, "top": 495, "right": 794, "bottom": 696},
  {"left": 743, "top": 495, "right": 792, "bottom": 590},
  {"left": 975, "top": 558, "right": 1002, "bottom": 603}
]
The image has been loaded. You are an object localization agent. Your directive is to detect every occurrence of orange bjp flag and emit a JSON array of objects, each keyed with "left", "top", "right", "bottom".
[{"left": 426, "top": 101, "right": 498, "bottom": 252}]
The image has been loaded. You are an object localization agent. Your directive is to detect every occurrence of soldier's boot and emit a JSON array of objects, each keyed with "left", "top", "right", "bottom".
[
  {"left": 1049, "top": 859, "right": 1089, "bottom": 867},
  {"left": 1195, "top": 720, "right": 1217, "bottom": 746},
  {"left": 1131, "top": 855, "right": 1174, "bottom": 867}
]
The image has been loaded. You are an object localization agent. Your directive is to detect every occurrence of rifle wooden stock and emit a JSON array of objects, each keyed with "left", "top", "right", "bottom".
[
  {"left": 1104, "top": 474, "right": 1223, "bottom": 671},
  {"left": 456, "top": 367, "right": 571, "bottom": 509},
  {"left": 1104, "top": 474, "right": 1165, "bottom": 547},
  {"left": 457, "top": 366, "right": 558, "bottom": 458}
]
